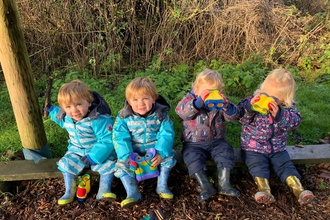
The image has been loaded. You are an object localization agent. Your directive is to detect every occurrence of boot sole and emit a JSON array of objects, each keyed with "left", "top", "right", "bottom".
[
  {"left": 255, "top": 192, "right": 276, "bottom": 204},
  {"left": 298, "top": 190, "right": 315, "bottom": 205}
]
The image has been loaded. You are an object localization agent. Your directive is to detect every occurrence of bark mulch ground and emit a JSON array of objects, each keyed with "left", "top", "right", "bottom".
[{"left": 1, "top": 163, "right": 330, "bottom": 220}]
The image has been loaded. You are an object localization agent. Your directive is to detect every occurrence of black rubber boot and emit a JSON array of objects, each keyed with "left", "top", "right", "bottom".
[
  {"left": 193, "top": 170, "right": 217, "bottom": 202},
  {"left": 218, "top": 167, "right": 240, "bottom": 197}
]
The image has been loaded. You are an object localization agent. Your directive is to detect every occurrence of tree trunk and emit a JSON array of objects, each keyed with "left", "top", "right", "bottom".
[{"left": 0, "top": 0, "right": 47, "bottom": 150}]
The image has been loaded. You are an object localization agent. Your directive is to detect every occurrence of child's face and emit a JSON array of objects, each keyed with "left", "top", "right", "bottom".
[
  {"left": 62, "top": 99, "right": 91, "bottom": 121},
  {"left": 128, "top": 92, "right": 155, "bottom": 115},
  {"left": 194, "top": 82, "right": 217, "bottom": 96}
]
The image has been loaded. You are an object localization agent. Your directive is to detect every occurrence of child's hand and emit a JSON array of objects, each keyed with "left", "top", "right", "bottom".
[
  {"left": 82, "top": 155, "right": 97, "bottom": 166},
  {"left": 151, "top": 153, "right": 162, "bottom": 167},
  {"left": 268, "top": 101, "right": 279, "bottom": 118},
  {"left": 219, "top": 93, "right": 229, "bottom": 110},
  {"left": 250, "top": 93, "right": 261, "bottom": 104},
  {"left": 200, "top": 90, "right": 211, "bottom": 101}
]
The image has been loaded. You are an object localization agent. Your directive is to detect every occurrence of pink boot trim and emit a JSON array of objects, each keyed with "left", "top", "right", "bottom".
[
  {"left": 255, "top": 192, "right": 276, "bottom": 204},
  {"left": 298, "top": 190, "right": 315, "bottom": 205}
]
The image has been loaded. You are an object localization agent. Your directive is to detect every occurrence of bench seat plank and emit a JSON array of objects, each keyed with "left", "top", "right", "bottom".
[{"left": 0, "top": 144, "right": 329, "bottom": 181}]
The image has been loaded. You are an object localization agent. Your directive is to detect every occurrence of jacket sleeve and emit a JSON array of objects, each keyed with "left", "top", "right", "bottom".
[
  {"left": 175, "top": 94, "right": 200, "bottom": 120},
  {"left": 88, "top": 115, "right": 114, "bottom": 164},
  {"left": 112, "top": 115, "right": 133, "bottom": 161},
  {"left": 154, "top": 114, "right": 175, "bottom": 159},
  {"left": 49, "top": 106, "right": 65, "bottom": 128},
  {"left": 276, "top": 103, "right": 302, "bottom": 130},
  {"left": 238, "top": 96, "right": 257, "bottom": 125},
  {"left": 223, "top": 102, "right": 240, "bottom": 122}
]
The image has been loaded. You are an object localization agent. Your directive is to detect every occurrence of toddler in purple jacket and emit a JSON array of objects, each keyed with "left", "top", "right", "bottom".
[{"left": 238, "top": 69, "right": 315, "bottom": 205}]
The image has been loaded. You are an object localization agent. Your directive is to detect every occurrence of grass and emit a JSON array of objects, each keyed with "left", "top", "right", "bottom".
[{"left": 0, "top": 68, "right": 329, "bottom": 161}]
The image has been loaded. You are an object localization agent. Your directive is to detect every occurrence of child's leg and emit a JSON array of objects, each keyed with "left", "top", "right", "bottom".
[
  {"left": 242, "top": 150, "right": 275, "bottom": 203},
  {"left": 217, "top": 167, "right": 240, "bottom": 197},
  {"left": 271, "top": 151, "right": 315, "bottom": 205},
  {"left": 96, "top": 173, "right": 117, "bottom": 200},
  {"left": 254, "top": 177, "right": 276, "bottom": 204},
  {"left": 193, "top": 169, "right": 217, "bottom": 202},
  {"left": 211, "top": 139, "right": 239, "bottom": 197},
  {"left": 58, "top": 172, "right": 77, "bottom": 205},
  {"left": 156, "top": 167, "right": 173, "bottom": 199},
  {"left": 285, "top": 176, "right": 315, "bottom": 205},
  {"left": 183, "top": 142, "right": 216, "bottom": 202},
  {"left": 120, "top": 174, "right": 142, "bottom": 208}
]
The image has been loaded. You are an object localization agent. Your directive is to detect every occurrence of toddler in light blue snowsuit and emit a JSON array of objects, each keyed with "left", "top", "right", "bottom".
[{"left": 47, "top": 79, "right": 117, "bottom": 205}]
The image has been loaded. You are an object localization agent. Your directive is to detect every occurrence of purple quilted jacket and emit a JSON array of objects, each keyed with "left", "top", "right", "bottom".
[{"left": 238, "top": 95, "right": 301, "bottom": 154}]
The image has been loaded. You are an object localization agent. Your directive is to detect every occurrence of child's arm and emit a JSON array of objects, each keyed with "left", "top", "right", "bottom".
[
  {"left": 87, "top": 115, "right": 114, "bottom": 164},
  {"left": 175, "top": 93, "right": 200, "bottom": 120},
  {"left": 274, "top": 102, "right": 302, "bottom": 130},
  {"left": 237, "top": 95, "right": 257, "bottom": 124},
  {"left": 112, "top": 116, "right": 134, "bottom": 161},
  {"left": 48, "top": 106, "right": 66, "bottom": 128},
  {"left": 154, "top": 114, "right": 175, "bottom": 160}
]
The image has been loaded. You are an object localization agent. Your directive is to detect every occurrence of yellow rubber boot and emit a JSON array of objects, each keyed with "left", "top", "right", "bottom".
[
  {"left": 254, "top": 177, "right": 276, "bottom": 204},
  {"left": 285, "top": 175, "right": 315, "bottom": 205}
]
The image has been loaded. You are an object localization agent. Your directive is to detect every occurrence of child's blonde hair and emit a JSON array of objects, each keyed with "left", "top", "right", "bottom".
[
  {"left": 258, "top": 69, "right": 296, "bottom": 108},
  {"left": 192, "top": 69, "right": 225, "bottom": 92},
  {"left": 126, "top": 77, "right": 158, "bottom": 101},
  {"left": 58, "top": 80, "right": 93, "bottom": 108}
]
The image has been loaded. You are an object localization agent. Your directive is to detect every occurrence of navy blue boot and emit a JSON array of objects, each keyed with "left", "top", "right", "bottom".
[
  {"left": 217, "top": 167, "right": 240, "bottom": 197},
  {"left": 193, "top": 170, "right": 216, "bottom": 202}
]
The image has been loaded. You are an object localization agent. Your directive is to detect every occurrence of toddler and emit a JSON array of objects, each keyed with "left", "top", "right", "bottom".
[
  {"left": 113, "top": 77, "right": 176, "bottom": 208},
  {"left": 175, "top": 69, "right": 240, "bottom": 202},
  {"left": 46, "top": 80, "right": 117, "bottom": 205},
  {"left": 238, "top": 69, "right": 315, "bottom": 205}
]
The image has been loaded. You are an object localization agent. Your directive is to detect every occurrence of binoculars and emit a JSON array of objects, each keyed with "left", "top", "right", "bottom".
[
  {"left": 251, "top": 93, "right": 276, "bottom": 115},
  {"left": 203, "top": 90, "right": 226, "bottom": 111}
]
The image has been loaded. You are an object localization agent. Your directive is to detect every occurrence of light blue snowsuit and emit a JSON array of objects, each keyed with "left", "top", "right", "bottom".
[
  {"left": 113, "top": 95, "right": 176, "bottom": 178},
  {"left": 49, "top": 91, "right": 117, "bottom": 175}
]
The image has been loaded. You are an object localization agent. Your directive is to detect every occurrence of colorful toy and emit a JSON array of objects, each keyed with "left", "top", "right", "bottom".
[
  {"left": 76, "top": 173, "right": 91, "bottom": 202},
  {"left": 129, "top": 148, "right": 160, "bottom": 182},
  {"left": 203, "top": 90, "right": 226, "bottom": 111},
  {"left": 251, "top": 93, "right": 276, "bottom": 115}
]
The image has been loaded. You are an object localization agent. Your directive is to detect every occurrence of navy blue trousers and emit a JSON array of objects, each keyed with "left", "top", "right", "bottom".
[
  {"left": 182, "top": 139, "right": 235, "bottom": 175},
  {"left": 242, "top": 150, "right": 301, "bottom": 183}
]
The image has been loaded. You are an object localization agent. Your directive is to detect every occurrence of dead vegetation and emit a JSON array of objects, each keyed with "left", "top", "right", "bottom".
[{"left": 17, "top": 0, "right": 330, "bottom": 76}]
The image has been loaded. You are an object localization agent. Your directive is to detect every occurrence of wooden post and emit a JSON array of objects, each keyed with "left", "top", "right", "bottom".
[{"left": 0, "top": 0, "right": 48, "bottom": 150}]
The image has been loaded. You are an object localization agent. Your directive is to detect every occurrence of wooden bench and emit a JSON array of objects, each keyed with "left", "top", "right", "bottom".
[{"left": 0, "top": 144, "right": 330, "bottom": 182}]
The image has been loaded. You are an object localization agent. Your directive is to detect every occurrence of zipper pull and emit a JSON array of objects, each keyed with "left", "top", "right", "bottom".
[{"left": 269, "top": 115, "right": 273, "bottom": 124}]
